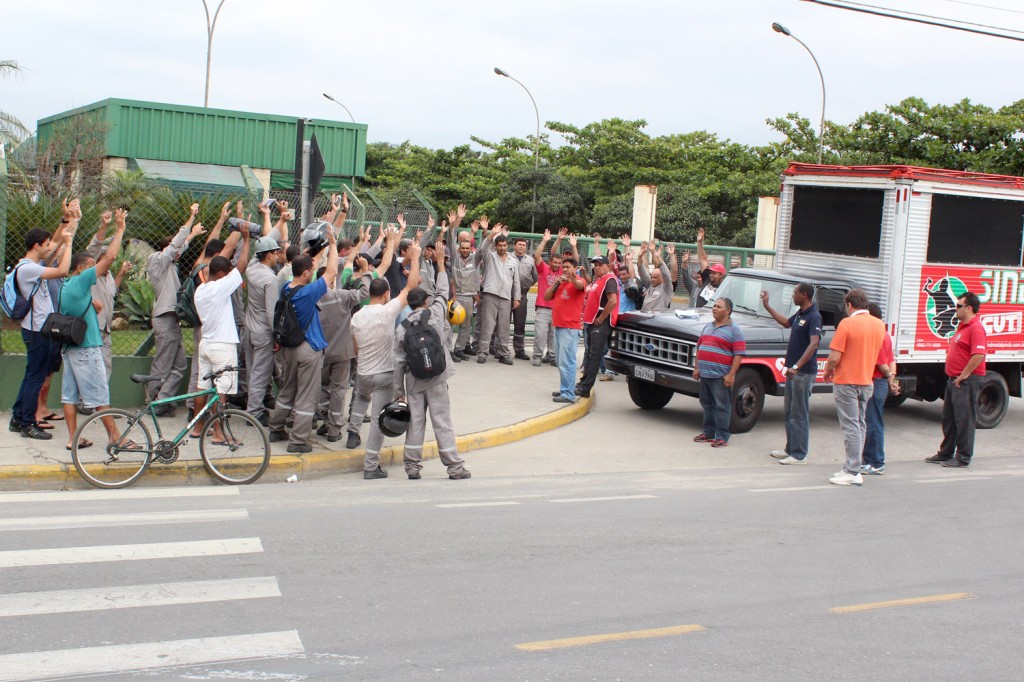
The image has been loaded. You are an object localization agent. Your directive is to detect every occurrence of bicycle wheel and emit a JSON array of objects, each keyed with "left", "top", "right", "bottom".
[
  {"left": 198, "top": 409, "right": 271, "bottom": 484},
  {"left": 72, "top": 408, "right": 153, "bottom": 489}
]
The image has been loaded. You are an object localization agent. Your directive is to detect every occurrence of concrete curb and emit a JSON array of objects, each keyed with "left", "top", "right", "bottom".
[{"left": 0, "top": 395, "right": 594, "bottom": 490}]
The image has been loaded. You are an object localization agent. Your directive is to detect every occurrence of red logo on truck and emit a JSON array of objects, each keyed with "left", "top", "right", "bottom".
[{"left": 916, "top": 265, "right": 1024, "bottom": 351}]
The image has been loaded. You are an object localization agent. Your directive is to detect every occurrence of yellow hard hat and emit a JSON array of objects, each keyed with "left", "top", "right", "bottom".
[{"left": 447, "top": 299, "right": 466, "bottom": 325}]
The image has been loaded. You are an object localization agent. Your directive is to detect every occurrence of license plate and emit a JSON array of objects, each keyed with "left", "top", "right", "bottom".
[{"left": 634, "top": 366, "right": 656, "bottom": 382}]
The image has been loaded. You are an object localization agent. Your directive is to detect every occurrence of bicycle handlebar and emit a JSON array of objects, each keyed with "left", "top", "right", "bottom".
[{"left": 202, "top": 365, "right": 239, "bottom": 382}]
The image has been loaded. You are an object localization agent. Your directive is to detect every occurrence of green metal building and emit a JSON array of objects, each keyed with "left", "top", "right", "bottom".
[{"left": 36, "top": 98, "right": 367, "bottom": 192}]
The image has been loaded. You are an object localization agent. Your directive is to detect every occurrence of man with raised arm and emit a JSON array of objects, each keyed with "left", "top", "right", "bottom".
[
  {"left": 86, "top": 210, "right": 132, "bottom": 378},
  {"left": 639, "top": 242, "right": 675, "bottom": 312},
  {"left": 511, "top": 235, "right": 538, "bottom": 361},
  {"left": 59, "top": 209, "right": 129, "bottom": 450},
  {"left": 532, "top": 229, "right": 563, "bottom": 366},
  {"left": 694, "top": 227, "right": 726, "bottom": 308},
  {"left": 475, "top": 217, "right": 521, "bottom": 365}
]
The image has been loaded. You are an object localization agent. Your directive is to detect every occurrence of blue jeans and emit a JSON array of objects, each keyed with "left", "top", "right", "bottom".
[
  {"left": 862, "top": 377, "right": 888, "bottom": 468},
  {"left": 12, "top": 329, "right": 53, "bottom": 427},
  {"left": 699, "top": 377, "right": 732, "bottom": 442},
  {"left": 783, "top": 371, "right": 814, "bottom": 459},
  {"left": 554, "top": 327, "right": 580, "bottom": 400}
]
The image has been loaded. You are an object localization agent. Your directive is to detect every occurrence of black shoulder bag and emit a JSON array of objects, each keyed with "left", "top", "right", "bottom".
[{"left": 41, "top": 283, "right": 91, "bottom": 347}]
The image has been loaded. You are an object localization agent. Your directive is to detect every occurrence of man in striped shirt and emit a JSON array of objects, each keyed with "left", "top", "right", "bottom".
[{"left": 693, "top": 297, "right": 746, "bottom": 447}]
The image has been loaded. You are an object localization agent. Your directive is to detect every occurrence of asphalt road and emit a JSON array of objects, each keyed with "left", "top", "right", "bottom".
[{"left": 1, "top": 382, "right": 1021, "bottom": 681}]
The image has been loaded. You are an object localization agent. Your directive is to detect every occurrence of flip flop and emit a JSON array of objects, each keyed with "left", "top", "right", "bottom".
[
  {"left": 111, "top": 439, "right": 143, "bottom": 451},
  {"left": 36, "top": 421, "right": 54, "bottom": 430},
  {"left": 66, "top": 438, "right": 93, "bottom": 451},
  {"left": 41, "top": 413, "right": 65, "bottom": 422},
  {"left": 211, "top": 439, "right": 243, "bottom": 447}
]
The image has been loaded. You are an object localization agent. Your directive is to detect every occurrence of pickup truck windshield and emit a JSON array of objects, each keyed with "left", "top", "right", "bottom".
[{"left": 712, "top": 274, "right": 798, "bottom": 319}]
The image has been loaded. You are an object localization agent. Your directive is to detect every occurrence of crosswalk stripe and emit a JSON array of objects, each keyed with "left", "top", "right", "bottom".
[
  {"left": 0, "top": 509, "right": 248, "bottom": 532},
  {"left": 0, "top": 630, "right": 304, "bottom": 681},
  {"left": 0, "top": 487, "right": 240, "bottom": 504},
  {"left": 0, "top": 576, "right": 280, "bottom": 618},
  {"left": 549, "top": 495, "right": 657, "bottom": 503},
  {"left": 436, "top": 501, "right": 521, "bottom": 508},
  {"left": 0, "top": 537, "right": 263, "bottom": 568}
]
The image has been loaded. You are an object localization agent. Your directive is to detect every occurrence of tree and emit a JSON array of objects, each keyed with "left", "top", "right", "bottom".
[
  {"left": 496, "top": 166, "right": 593, "bottom": 233},
  {"left": 0, "top": 60, "right": 30, "bottom": 150}
]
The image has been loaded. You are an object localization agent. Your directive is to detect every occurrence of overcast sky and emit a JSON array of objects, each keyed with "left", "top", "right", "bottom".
[{"left": 5, "top": 0, "right": 1024, "bottom": 151}]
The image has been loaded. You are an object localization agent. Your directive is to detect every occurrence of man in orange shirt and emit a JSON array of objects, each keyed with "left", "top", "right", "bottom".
[{"left": 822, "top": 289, "right": 887, "bottom": 486}]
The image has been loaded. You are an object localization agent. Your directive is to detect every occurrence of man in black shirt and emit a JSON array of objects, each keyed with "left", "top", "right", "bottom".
[
  {"left": 761, "top": 283, "right": 823, "bottom": 464},
  {"left": 694, "top": 228, "right": 727, "bottom": 308}
]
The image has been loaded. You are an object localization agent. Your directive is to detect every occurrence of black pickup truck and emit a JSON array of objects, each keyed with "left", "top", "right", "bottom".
[{"left": 604, "top": 268, "right": 855, "bottom": 433}]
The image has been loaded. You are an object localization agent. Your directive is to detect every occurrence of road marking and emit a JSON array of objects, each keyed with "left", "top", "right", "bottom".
[
  {"left": 0, "top": 508, "right": 248, "bottom": 532},
  {"left": 916, "top": 476, "right": 992, "bottom": 483},
  {"left": 831, "top": 592, "right": 973, "bottom": 614},
  {"left": 516, "top": 624, "right": 704, "bottom": 651},
  {"left": 0, "top": 487, "right": 240, "bottom": 504},
  {"left": 0, "top": 576, "right": 280, "bottom": 618},
  {"left": 0, "top": 630, "right": 304, "bottom": 681},
  {"left": 436, "top": 501, "right": 521, "bottom": 508},
  {"left": 749, "top": 486, "right": 833, "bottom": 493},
  {"left": 0, "top": 537, "right": 262, "bottom": 568},
  {"left": 548, "top": 495, "right": 657, "bottom": 503}
]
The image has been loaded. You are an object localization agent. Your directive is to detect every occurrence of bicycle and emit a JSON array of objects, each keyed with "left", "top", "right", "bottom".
[{"left": 71, "top": 366, "right": 271, "bottom": 489}]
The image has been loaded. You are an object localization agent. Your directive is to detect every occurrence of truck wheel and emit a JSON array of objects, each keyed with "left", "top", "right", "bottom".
[
  {"left": 975, "top": 371, "right": 1009, "bottom": 430},
  {"left": 730, "top": 368, "right": 765, "bottom": 434},
  {"left": 627, "top": 377, "right": 674, "bottom": 410}
]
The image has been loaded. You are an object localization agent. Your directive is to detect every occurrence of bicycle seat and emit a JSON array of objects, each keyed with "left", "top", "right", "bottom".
[{"left": 130, "top": 374, "right": 162, "bottom": 384}]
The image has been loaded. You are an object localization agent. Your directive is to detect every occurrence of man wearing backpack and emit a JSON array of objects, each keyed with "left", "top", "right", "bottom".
[
  {"left": 8, "top": 208, "right": 78, "bottom": 439},
  {"left": 394, "top": 238, "right": 470, "bottom": 480},
  {"left": 348, "top": 244, "right": 422, "bottom": 479},
  {"left": 267, "top": 223, "right": 340, "bottom": 453},
  {"left": 58, "top": 209, "right": 128, "bottom": 450},
  {"left": 145, "top": 205, "right": 206, "bottom": 413}
]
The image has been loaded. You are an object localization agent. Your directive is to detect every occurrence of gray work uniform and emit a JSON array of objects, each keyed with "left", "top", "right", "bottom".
[
  {"left": 451, "top": 252, "right": 480, "bottom": 352},
  {"left": 393, "top": 271, "right": 466, "bottom": 477},
  {"left": 145, "top": 226, "right": 190, "bottom": 400},
  {"left": 318, "top": 271, "right": 370, "bottom": 438},
  {"left": 85, "top": 235, "right": 118, "bottom": 378},
  {"left": 639, "top": 261, "right": 674, "bottom": 312},
  {"left": 243, "top": 259, "right": 280, "bottom": 421},
  {"left": 475, "top": 237, "right": 521, "bottom": 360},
  {"left": 511, "top": 253, "right": 538, "bottom": 354}
]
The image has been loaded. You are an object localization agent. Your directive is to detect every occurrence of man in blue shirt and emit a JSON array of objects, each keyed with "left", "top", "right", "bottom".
[
  {"left": 59, "top": 209, "right": 127, "bottom": 450},
  {"left": 268, "top": 224, "right": 339, "bottom": 453},
  {"left": 761, "top": 283, "right": 823, "bottom": 464}
]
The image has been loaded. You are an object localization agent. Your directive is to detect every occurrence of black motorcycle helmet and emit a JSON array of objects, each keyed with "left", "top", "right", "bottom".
[{"left": 378, "top": 400, "right": 411, "bottom": 437}]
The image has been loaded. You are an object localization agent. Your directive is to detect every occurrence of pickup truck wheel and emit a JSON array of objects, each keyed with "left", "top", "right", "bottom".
[
  {"left": 975, "top": 371, "right": 1008, "bottom": 430},
  {"left": 730, "top": 368, "right": 765, "bottom": 434},
  {"left": 627, "top": 377, "right": 674, "bottom": 410}
]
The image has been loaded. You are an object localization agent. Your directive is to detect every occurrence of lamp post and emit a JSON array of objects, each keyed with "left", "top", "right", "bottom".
[
  {"left": 201, "top": 0, "right": 228, "bottom": 107},
  {"left": 322, "top": 93, "right": 356, "bottom": 123},
  {"left": 494, "top": 67, "right": 541, "bottom": 232},
  {"left": 772, "top": 22, "right": 826, "bottom": 164}
]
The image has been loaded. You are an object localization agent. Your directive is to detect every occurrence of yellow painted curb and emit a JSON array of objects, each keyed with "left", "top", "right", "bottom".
[{"left": 0, "top": 395, "right": 594, "bottom": 489}]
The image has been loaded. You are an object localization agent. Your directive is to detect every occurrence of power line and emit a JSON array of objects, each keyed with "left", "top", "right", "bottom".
[
  {"left": 940, "top": 0, "right": 1024, "bottom": 16},
  {"left": 834, "top": 0, "right": 1024, "bottom": 35},
  {"left": 801, "top": 0, "right": 1024, "bottom": 42}
]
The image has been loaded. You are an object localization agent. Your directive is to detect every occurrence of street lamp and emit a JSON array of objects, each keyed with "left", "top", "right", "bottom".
[
  {"left": 202, "top": 0, "right": 228, "bottom": 107},
  {"left": 772, "top": 22, "right": 827, "bottom": 164},
  {"left": 494, "top": 67, "right": 541, "bottom": 232},
  {"left": 323, "top": 93, "right": 356, "bottom": 123}
]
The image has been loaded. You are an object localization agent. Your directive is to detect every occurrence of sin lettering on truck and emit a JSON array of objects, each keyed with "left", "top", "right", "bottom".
[{"left": 916, "top": 266, "right": 1024, "bottom": 351}]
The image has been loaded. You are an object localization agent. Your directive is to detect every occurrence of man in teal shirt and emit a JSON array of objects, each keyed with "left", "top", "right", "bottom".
[{"left": 59, "top": 209, "right": 128, "bottom": 451}]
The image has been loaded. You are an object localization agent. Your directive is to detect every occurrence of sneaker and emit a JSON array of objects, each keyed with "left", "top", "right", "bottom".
[
  {"left": 860, "top": 464, "right": 885, "bottom": 475},
  {"left": 693, "top": 433, "right": 713, "bottom": 443},
  {"left": 408, "top": 471, "right": 421, "bottom": 480},
  {"left": 710, "top": 439, "right": 728, "bottom": 448},
  {"left": 268, "top": 430, "right": 288, "bottom": 443},
  {"left": 346, "top": 431, "right": 361, "bottom": 450},
  {"left": 452, "top": 350, "right": 467, "bottom": 361},
  {"left": 8, "top": 419, "right": 21, "bottom": 433},
  {"left": 451, "top": 353, "right": 462, "bottom": 363},
  {"left": 531, "top": 357, "right": 542, "bottom": 367},
  {"left": 499, "top": 356, "right": 514, "bottom": 366},
  {"left": 449, "top": 469, "right": 472, "bottom": 480},
  {"left": 599, "top": 373, "right": 614, "bottom": 382},
  {"left": 769, "top": 450, "right": 789, "bottom": 459},
  {"left": 551, "top": 391, "right": 561, "bottom": 397},
  {"left": 575, "top": 388, "right": 591, "bottom": 398},
  {"left": 779, "top": 456, "right": 806, "bottom": 465},
  {"left": 316, "top": 424, "right": 329, "bottom": 436},
  {"left": 477, "top": 354, "right": 487, "bottom": 364},
  {"left": 552, "top": 396, "right": 575, "bottom": 404},
  {"left": 515, "top": 351, "right": 530, "bottom": 361},
  {"left": 20, "top": 424, "right": 52, "bottom": 440},
  {"left": 829, "top": 471, "right": 864, "bottom": 486},
  {"left": 925, "top": 454, "right": 952, "bottom": 463},
  {"left": 542, "top": 354, "right": 555, "bottom": 364},
  {"left": 364, "top": 467, "right": 388, "bottom": 480},
  {"left": 255, "top": 412, "right": 270, "bottom": 428},
  {"left": 942, "top": 459, "right": 969, "bottom": 468},
  {"left": 287, "top": 443, "right": 313, "bottom": 454}
]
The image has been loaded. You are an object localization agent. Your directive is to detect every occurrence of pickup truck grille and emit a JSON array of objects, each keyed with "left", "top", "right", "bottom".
[{"left": 614, "top": 330, "right": 696, "bottom": 369}]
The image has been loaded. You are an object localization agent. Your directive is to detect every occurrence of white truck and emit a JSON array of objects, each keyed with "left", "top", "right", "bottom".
[{"left": 607, "top": 163, "right": 1024, "bottom": 430}]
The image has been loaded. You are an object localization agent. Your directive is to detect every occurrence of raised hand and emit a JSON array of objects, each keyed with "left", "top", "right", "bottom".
[
  {"left": 621, "top": 234, "right": 631, "bottom": 249},
  {"left": 542, "top": 228, "right": 552, "bottom": 242},
  {"left": 427, "top": 213, "right": 436, "bottom": 229},
  {"left": 446, "top": 208, "right": 458, "bottom": 225},
  {"left": 396, "top": 213, "right": 406, "bottom": 232},
  {"left": 119, "top": 261, "right": 133, "bottom": 276},
  {"left": 190, "top": 203, "right": 200, "bottom": 217},
  {"left": 760, "top": 290, "right": 770, "bottom": 306},
  {"left": 114, "top": 208, "right": 128, "bottom": 230},
  {"left": 235, "top": 200, "right": 244, "bottom": 218},
  {"left": 190, "top": 223, "right": 208, "bottom": 239},
  {"left": 341, "top": 192, "right": 350, "bottom": 212},
  {"left": 479, "top": 215, "right": 489, "bottom": 231},
  {"left": 100, "top": 210, "right": 113, "bottom": 226},
  {"left": 665, "top": 243, "right": 675, "bottom": 256},
  {"left": 568, "top": 233, "right": 578, "bottom": 247},
  {"left": 471, "top": 219, "right": 481, "bottom": 233},
  {"left": 457, "top": 204, "right": 467, "bottom": 220},
  {"left": 558, "top": 227, "right": 569, "bottom": 238},
  {"left": 697, "top": 227, "right": 705, "bottom": 242},
  {"left": 681, "top": 249, "right": 691, "bottom": 264},
  {"left": 606, "top": 238, "right": 615, "bottom": 252},
  {"left": 220, "top": 201, "right": 231, "bottom": 221}
]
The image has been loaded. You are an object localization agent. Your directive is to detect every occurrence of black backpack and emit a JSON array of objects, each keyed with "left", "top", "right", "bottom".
[
  {"left": 401, "top": 310, "right": 447, "bottom": 379},
  {"left": 273, "top": 285, "right": 309, "bottom": 348},
  {"left": 175, "top": 264, "right": 208, "bottom": 327}
]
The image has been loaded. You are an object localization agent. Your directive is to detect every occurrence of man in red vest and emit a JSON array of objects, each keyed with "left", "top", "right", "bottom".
[{"left": 576, "top": 255, "right": 619, "bottom": 399}]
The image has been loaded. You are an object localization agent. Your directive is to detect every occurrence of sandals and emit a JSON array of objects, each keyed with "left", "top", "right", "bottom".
[
  {"left": 211, "top": 439, "right": 243, "bottom": 447},
  {"left": 41, "top": 412, "right": 65, "bottom": 422},
  {"left": 112, "top": 439, "right": 143, "bottom": 451},
  {"left": 36, "top": 421, "right": 55, "bottom": 430},
  {"left": 66, "top": 438, "right": 93, "bottom": 451}
]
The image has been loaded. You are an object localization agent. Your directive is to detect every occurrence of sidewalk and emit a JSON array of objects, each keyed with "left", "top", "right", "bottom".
[{"left": 0, "top": 354, "right": 591, "bottom": 490}]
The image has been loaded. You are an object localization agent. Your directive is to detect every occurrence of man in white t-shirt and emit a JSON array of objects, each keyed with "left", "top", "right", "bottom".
[
  {"left": 192, "top": 230, "right": 250, "bottom": 443},
  {"left": 348, "top": 244, "right": 421, "bottom": 479}
]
